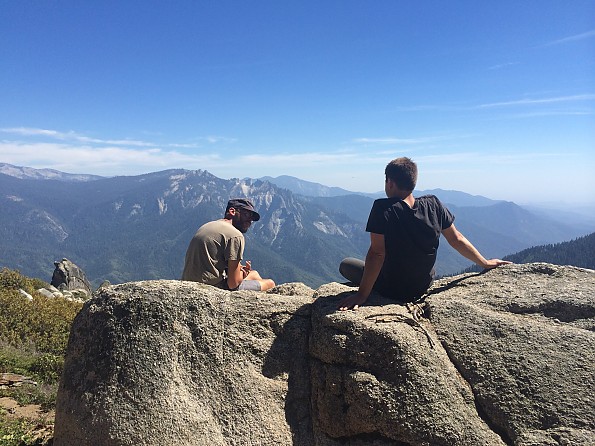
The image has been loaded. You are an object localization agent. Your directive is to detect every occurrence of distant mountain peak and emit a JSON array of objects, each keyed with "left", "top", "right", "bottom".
[
  {"left": 0, "top": 163, "right": 103, "bottom": 182},
  {"left": 419, "top": 188, "right": 506, "bottom": 207},
  {"left": 259, "top": 175, "right": 358, "bottom": 197}
]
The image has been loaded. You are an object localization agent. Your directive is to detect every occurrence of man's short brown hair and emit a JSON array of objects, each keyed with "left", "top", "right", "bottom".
[{"left": 385, "top": 157, "right": 417, "bottom": 192}]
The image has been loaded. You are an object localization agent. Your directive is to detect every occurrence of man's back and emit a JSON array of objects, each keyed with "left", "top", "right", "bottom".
[
  {"left": 367, "top": 195, "right": 454, "bottom": 299},
  {"left": 181, "top": 219, "right": 244, "bottom": 285}
]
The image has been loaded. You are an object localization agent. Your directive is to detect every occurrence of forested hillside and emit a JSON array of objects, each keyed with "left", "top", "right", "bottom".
[
  {"left": 503, "top": 232, "right": 595, "bottom": 269},
  {"left": 463, "top": 232, "right": 595, "bottom": 273}
]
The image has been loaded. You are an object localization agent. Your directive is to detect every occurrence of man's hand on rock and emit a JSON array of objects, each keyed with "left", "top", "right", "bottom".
[
  {"left": 482, "top": 259, "right": 512, "bottom": 269},
  {"left": 338, "top": 292, "right": 369, "bottom": 311}
]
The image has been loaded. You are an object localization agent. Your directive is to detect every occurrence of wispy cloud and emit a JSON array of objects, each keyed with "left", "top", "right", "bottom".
[
  {"left": 0, "top": 138, "right": 364, "bottom": 177},
  {"left": 506, "top": 110, "right": 593, "bottom": 119},
  {"left": 0, "top": 141, "right": 222, "bottom": 176},
  {"left": 543, "top": 29, "right": 595, "bottom": 46},
  {"left": 1, "top": 128, "right": 60, "bottom": 138},
  {"left": 390, "top": 95, "right": 595, "bottom": 114},
  {"left": 0, "top": 127, "right": 372, "bottom": 177},
  {"left": 417, "top": 152, "right": 531, "bottom": 168},
  {"left": 478, "top": 94, "right": 595, "bottom": 108},
  {"left": 392, "top": 104, "right": 464, "bottom": 112},
  {"left": 488, "top": 62, "right": 519, "bottom": 70},
  {"left": 200, "top": 135, "right": 238, "bottom": 144},
  {"left": 354, "top": 137, "right": 427, "bottom": 145},
  {"left": 0, "top": 127, "right": 237, "bottom": 150},
  {"left": 1, "top": 127, "right": 155, "bottom": 147},
  {"left": 352, "top": 135, "right": 465, "bottom": 145},
  {"left": 239, "top": 151, "right": 359, "bottom": 167}
]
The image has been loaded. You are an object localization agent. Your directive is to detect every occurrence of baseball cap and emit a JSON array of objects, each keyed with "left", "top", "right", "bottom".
[{"left": 227, "top": 198, "right": 261, "bottom": 221}]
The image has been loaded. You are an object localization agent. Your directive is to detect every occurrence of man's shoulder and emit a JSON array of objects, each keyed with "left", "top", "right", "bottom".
[
  {"left": 417, "top": 193, "right": 440, "bottom": 201},
  {"left": 416, "top": 194, "right": 445, "bottom": 207},
  {"left": 198, "top": 219, "right": 224, "bottom": 232},
  {"left": 372, "top": 197, "right": 401, "bottom": 208},
  {"left": 198, "top": 220, "right": 243, "bottom": 238},
  {"left": 415, "top": 195, "right": 454, "bottom": 222}
]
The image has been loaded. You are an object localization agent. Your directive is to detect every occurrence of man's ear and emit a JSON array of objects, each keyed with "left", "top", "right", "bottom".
[{"left": 225, "top": 207, "right": 237, "bottom": 219}]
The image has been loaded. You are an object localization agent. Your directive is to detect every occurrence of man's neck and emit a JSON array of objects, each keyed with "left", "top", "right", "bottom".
[
  {"left": 387, "top": 190, "right": 414, "bottom": 205},
  {"left": 403, "top": 193, "right": 415, "bottom": 208}
]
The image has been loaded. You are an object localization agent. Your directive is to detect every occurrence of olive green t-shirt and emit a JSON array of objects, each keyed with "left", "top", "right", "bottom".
[{"left": 181, "top": 219, "right": 244, "bottom": 285}]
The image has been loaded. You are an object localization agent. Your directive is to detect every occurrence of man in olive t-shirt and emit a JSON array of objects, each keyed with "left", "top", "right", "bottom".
[{"left": 182, "top": 198, "right": 275, "bottom": 292}]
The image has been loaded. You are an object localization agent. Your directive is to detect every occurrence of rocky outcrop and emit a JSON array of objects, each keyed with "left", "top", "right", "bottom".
[
  {"left": 54, "top": 281, "right": 316, "bottom": 445},
  {"left": 50, "top": 258, "right": 92, "bottom": 299},
  {"left": 54, "top": 263, "right": 595, "bottom": 445},
  {"left": 0, "top": 373, "right": 37, "bottom": 388},
  {"left": 35, "top": 283, "right": 88, "bottom": 302}
]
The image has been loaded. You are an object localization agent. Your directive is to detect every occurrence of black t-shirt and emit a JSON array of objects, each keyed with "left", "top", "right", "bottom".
[{"left": 366, "top": 195, "right": 455, "bottom": 301}]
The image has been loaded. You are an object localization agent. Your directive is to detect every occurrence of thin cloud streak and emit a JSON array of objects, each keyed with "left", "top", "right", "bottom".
[
  {"left": 0, "top": 127, "right": 236, "bottom": 149},
  {"left": 1, "top": 127, "right": 155, "bottom": 147},
  {"left": 201, "top": 136, "right": 238, "bottom": 144},
  {"left": 506, "top": 110, "right": 593, "bottom": 118},
  {"left": 239, "top": 151, "right": 359, "bottom": 166},
  {"left": 353, "top": 135, "right": 467, "bottom": 145},
  {"left": 543, "top": 29, "right": 595, "bottom": 46},
  {"left": 392, "top": 104, "right": 465, "bottom": 112},
  {"left": 354, "top": 137, "right": 436, "bottom": 145},
  {"left": 0, "top": 141, "right": 222, "bottom": 176},
  {"left": 478, "top": 94, "right": 595, "bottom": 108},
  {"left": 392, "top": 95, "right": 595, "bottom": 113},
  {"left": 488, "top": 62, "right": 519, "bottom": 70},
  {"left": 416, "top": 151, "right": 566, "bottom": 166},
  {"left": 0, "top": 141, "right": 368, "bottom": 175}
]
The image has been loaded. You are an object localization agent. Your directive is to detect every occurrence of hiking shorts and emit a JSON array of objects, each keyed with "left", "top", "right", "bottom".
[{"left": 237, "top": 280, "right": 261, "bottom": 291}]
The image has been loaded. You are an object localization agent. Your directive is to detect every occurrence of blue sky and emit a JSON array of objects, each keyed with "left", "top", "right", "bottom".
[{"left": 1, "top": 1, "right": 594, "bottom": 206}]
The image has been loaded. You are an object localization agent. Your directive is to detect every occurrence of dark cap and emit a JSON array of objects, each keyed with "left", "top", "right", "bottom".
[{"left": 227, "top": 198, "right": 260, "bottom": 221}]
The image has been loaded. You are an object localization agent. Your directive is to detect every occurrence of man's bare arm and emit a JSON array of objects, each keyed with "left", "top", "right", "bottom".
[
  {"left": 227, "top": 259, "right": 247, "bottom": 289},
  {"left": 442, "top": 224, "right": 511, "bottom": 269},
  {"left": 338, "top": 233, "right": 385, "bottom": 311}
]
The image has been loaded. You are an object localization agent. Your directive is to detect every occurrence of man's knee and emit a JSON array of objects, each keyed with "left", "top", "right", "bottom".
[
  {"left": 260, "top": 279, "right": 275, "bottom": 291},
  {"left": 246, "top": 270, "right": 263, "bottom": 281},
  {"left": 339, "top": 257, "right": 364, "bottom": 285}
]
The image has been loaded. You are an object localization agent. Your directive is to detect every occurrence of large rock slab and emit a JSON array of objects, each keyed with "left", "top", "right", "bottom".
[
  {"left": 310, "top": 283, "right": 506, "bottom": 445},
  {"left": 54, "top": 263, "right": 595, "bottom": 445},
  {"left": 54, "top": 281, "right": 314, "bottom": 445},
  {"left": 309, "top": 263, "right": 594, "bottom": 445},
  {"left": 427, "top": 263, "right": 595, "bottom": 445}
]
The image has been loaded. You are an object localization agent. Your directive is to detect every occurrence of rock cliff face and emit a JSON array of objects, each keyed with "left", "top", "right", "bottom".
[
  {"left": 50, "top": 258, "right": 92, "bottom": 298},
  {"left": 54, "top": 263, "right": 595, "bottom": 445}
]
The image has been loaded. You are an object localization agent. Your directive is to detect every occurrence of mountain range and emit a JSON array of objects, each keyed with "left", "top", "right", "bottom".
[
  {"left": 262, "top": 175, "right": 593, "bottom": 275},
  {"left": 0, "top": 166, "right": 368, "bottom": 287},
  {"left": 1, "top": 164, "right": 592, "bottom": 288}
]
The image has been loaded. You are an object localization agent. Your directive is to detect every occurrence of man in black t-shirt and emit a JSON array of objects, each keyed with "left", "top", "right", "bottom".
[{"left": 338, "top": 157, "right": 510, "bottom": 310}]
